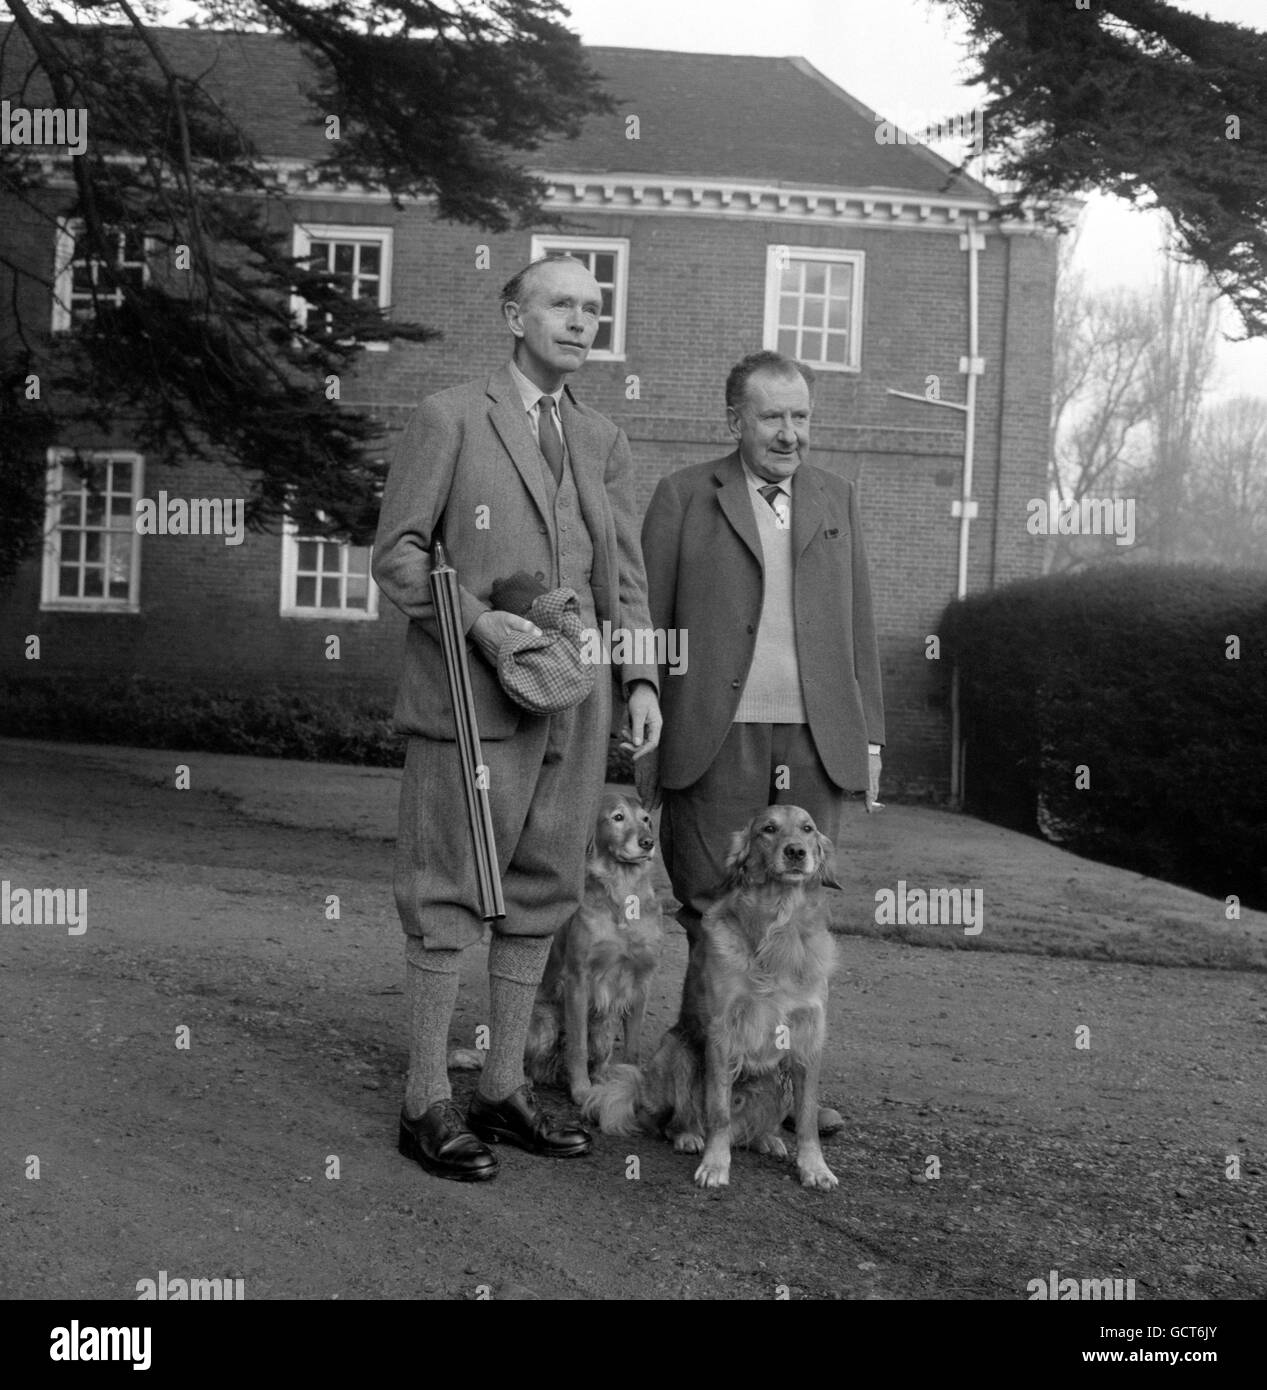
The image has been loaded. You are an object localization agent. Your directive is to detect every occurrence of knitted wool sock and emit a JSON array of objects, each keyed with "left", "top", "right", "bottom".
[
  {"left": 402, "top": 947, "right": 462, "bottom": 1119},
  {"left": 478, "top": 934, "right": 552, "bottom": 1102}
]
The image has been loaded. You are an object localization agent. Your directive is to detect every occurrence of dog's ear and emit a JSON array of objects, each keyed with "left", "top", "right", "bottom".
[
  {"left": 721, "top": 822, "right": 756, "bottom": 889},
  {"left": 812, "top": 830, "right": 842, "bottom": 890}
]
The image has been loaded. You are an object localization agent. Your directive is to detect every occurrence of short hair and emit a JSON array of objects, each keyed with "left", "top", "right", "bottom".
[
  {"left": 724, "top": 350, "right": 815, "bottom": 412},
  {"left": 499, "top": 254, "right": 575, "bottom": 313}
]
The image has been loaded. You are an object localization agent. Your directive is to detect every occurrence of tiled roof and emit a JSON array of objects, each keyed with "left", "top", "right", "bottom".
[{"left": 1, "top": 25, "right": 990, "bottom": 199}]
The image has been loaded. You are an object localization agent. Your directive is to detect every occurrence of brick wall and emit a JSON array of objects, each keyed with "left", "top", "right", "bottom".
[{"left": 0, "top": 192, "right": 1057, "bottom": 797}]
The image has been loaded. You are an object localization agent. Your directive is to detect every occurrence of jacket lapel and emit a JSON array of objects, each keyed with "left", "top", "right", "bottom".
[
  {"left": 559, "top": 386, "right": 603, "bottom": 538},
  {"left": 714, "top": 452, "right": 763, "bottom": 568},
  {"left": 486, "top": 366, "right": 551, "bottom": 524},
  {"left": 790, "top": 466, "right": 825, "bottom": 559}
]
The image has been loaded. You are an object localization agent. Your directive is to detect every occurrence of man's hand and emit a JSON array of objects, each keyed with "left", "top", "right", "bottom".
[
  {"left": 470, "top": 609, "right": 541, "bottom": 665},
  {"left": 620, "top": 680, "right": 662, "bottom": 762}
]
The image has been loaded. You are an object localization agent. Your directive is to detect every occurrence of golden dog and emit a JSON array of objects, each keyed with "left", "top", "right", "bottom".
[
  {"left": 524, "top": 792, "right": 664, "bottom": 1104},
  {"left": 584, "top": 805, "right": 840, "bottom": 1190}
]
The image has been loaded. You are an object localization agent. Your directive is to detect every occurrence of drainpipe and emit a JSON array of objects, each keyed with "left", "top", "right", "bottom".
[
  {"left": 951, "top": 225, "right": 986, "bottom": 805},
  {"left": 885, "top": 218, "right": 986, "bottom": 807}
]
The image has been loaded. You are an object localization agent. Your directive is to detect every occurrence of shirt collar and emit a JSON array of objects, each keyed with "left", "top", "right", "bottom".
[
  {"left": 739, "top": 456, "right": 791, "bottom": 499},
  {"left": 508, "top": 356, "right": 564, "bottom": 413}
]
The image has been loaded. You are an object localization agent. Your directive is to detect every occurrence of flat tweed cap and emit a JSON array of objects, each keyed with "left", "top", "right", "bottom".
[{"left": 494, "top": 585, "right": 595, "bottom": 716}]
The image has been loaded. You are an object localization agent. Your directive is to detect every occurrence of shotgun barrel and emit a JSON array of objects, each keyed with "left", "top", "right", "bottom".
[{"left": 428, "top": 542, "right": 505, "bottom": 921}]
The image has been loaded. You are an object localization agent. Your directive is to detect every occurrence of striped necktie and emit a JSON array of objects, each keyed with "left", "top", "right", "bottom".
[
  {"left": 758, "top": 483, "right": 787, "bottom": 526},
  {"left": 538, "top": 395, "right": 564, "bottom": 486}
]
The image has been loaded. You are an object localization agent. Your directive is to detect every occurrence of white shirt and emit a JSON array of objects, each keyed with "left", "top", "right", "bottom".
[
  {"left": 508, "top": 357, "right": 566, "bottom": 457},
  {"left": 740, "top": 457, "right": 791, "bottom": 530}
]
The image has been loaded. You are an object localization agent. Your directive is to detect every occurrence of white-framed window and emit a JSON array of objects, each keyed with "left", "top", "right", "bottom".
[
  {"left": 529, "top": 235, "right": 629, "bottom": 359},
  {"left": 291, "top": 223, "right": 393, "bottom": 350},
  {"left": 279, "top": 516, "right": 379, "bottom": 620},
  {"left": 763, "top": 246, "right": 864, "bottom": 372},
  {"left": 40, "top": 448, "right": 144, "bottom": 612},
  {"left": 51, "top": 221, "right": 150, "bottom": 332}
]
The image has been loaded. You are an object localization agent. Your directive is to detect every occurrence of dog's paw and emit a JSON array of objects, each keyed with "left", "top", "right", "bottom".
[
  {"left": 797, "top": 1159, "right": 839, "bottom": 1191},
  {"left": 753, "top": 1132, "right": 788, "bottom": 1158},
  {"left": 672, "top": 1131, "right": 705, "bottom": 1154},
  {"left": 693, "top": 1157, "right": 730, "bottom": 1188}
]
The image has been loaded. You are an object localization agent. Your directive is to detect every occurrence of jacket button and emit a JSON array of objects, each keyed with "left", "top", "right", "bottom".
[
  {"left": 534, "top": 571, "right": 545, "bottom": 581},
  {"left": 731, "top": 679, "right": 741, "bottom": 688},
  {"left": 746, "top": 624, "right": 755, "bottom": 634}
]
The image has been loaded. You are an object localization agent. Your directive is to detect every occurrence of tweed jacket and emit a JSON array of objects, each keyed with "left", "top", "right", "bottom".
[
  {"left": 373, "top": 366, "right": 657, "bottom": 740},
  {"left": 640, "top": 450, "right": 885, "bottom": 791}
]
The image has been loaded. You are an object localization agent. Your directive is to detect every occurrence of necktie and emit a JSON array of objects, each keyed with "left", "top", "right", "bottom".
[
  {"left": 538, "top": 395, "right": 564, "bottom": 486},
  {"left": 758, "top": 483, "right": 787, "bottom": 526}
]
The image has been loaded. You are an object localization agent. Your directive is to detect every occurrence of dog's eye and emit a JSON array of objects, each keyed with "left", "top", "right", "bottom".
[
  {"left": 762, "top": 824, "right": 777, "bottom": 834},
  {"left": 803, "top": 824, "right": 814, "bottom": 833},
  {"left": 612, "top": 812, "right": 624, "bottom": 821}
]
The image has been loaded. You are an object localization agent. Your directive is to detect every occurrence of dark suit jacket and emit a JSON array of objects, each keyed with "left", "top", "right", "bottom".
[
  {"left": 640, "top": 451, "right": 884, "bottom": 791},
  {"left": 373, "top": 366, "right": 657, "bottom": 740}
]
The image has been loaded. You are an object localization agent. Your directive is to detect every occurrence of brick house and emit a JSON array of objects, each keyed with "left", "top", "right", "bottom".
[{"left": 0, "top": 29, "right": 1057, "bottom": 798}]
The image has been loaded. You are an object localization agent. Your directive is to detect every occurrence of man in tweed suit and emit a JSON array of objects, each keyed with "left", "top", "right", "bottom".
[{"left": 374, "top": 256, "right": 661, "bottom": 1182}]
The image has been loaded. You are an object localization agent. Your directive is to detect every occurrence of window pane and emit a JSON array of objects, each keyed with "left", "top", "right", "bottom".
[
  {"left": 61, "top": 495, "right": 82, "bottom": 527},
  {"left": 110, "top": 493, "right": 133, "bottom": 520},
  {"left": 84, "top": 531, "right": 102, "bottom": 563},
  {"left": 72, "top": 262, "right": 95, "bottom": 292},
  {"left": 346, "top": 574, "right": 368, "bottom": 605},
  {"left": 347, "top": 546, "right": 370, "bottom": 576},
  {"left": 359, "top": 244, "right": 380, "bottom": 274},
  {"left": 309, "top": 240, "right": 330, "bottom": 268},
  {"left": 109, "top": 577, "right": 130, "bottom": 599},
  {"left": 333, "top": 243, "right": 354, "bottom": 275},
  {"left": 777, "top": 328, "right": 797, "bottom": 356},
  {"left": 803, "top": 295, "right": 827, "bottom": 329},
  {"left": 297, "top": 541, "right": 318, "bottom": 571},
  {"left": 827, "top": 295, "right": 852, "bottom": 330},
  {"left": 296, "top": 575, "right": 316, "bottom": 606},
  {"left": 801, "top": 331, "right": 823, "bottom": 361},
  {"left": 600, "top": 287, "right": 612, "bottom": 318},
  {"left": 779, "top": 294, "right": 800, "bottom": 328},
  {"left": 320, "top": 576, "right": 341, "bottom": 608},
  {"left": 83, "top": 567, "right": 104, "bottom": 597},
  {"left": 316, "top": 542, "right": 340, "bottom": 577},
  {"left": 780, "top": 264, "right": 800, "bottom": 293},
  {"left": 594, "top": 253, "right": 614, "bottom": 282},
  {"left": 593, "top": 321, "right": 611, "bottom": 353},
  {"left": 59, "top": 566, "right": 79, "bottom": 597},
  {"left": 826, "top": 331, "right": 851, "bottom": 363},
  {"left": 803, "top": 261, "right": 827, "bottom": 295},
  {"left": 86, "top": 493, "right": 105, "bottom": 524}
]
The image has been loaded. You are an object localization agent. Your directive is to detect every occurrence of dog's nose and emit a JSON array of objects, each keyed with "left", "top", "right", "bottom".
[
  {"left": 783, "top": 844, "right": 807, "bottom": 863},
  {"left": 638, "top": 836, "right": 654, "bottom": 852}
]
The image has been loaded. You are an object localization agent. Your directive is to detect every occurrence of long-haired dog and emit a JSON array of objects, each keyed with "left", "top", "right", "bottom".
[
  {"left": 524, "top": 791, "right": 664, "bottom": 1104},
  {"left": 584, "top": 805, "right": 840, "bottom": 1190}
]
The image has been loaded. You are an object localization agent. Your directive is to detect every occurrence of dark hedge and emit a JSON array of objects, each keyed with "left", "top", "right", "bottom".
[
  {"left": 941, "top": 565, "right": 1267, "bottom": 909},
  {"left": 0, "top": 674, "right": 632, "bottom": 783}
]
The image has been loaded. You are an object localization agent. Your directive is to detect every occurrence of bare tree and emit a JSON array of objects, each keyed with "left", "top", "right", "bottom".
[
  {"left": 1139, "top": 253, "right": 1222, "bottom": 562},
  {"left": 1181, "top": 396, "right": 1267, "bottom": 569}
]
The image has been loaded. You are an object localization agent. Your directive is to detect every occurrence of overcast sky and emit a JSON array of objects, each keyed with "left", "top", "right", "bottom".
[{"left": 562, "top": 0, "right": 1266, "bottom": 402}]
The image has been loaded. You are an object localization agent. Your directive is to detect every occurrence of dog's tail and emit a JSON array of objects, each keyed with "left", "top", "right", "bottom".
[{"left": 581, "top": 1063, "right": 645, "bottom": 1135}]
